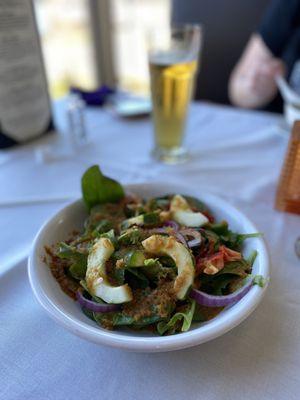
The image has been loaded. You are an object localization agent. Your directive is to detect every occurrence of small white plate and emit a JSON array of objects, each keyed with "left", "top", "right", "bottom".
[
  {"left": 28, "top": 182, "right": 269, "bottom": 352},
  {"left": 113, "top": 98, "right": 151, "bottom": 117}
]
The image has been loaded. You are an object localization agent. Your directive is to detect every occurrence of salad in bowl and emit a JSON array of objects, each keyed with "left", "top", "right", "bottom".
[{"left": 43, "top": 165, "right": 266, "bottom": 337}]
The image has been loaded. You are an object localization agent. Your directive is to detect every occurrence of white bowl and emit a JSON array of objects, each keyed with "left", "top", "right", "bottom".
[{"left": 28, "top": 182, "right": 269, "bottom": 352}]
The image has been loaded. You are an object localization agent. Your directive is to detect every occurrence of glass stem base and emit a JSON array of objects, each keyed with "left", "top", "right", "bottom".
[{"left": 152, "top": 146, "right": 189, "bottom": 164}]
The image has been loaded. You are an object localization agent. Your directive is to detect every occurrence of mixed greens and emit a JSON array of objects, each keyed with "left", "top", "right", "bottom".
[{"left": 45, "top": 165, "right": 265, "bottom": 335}]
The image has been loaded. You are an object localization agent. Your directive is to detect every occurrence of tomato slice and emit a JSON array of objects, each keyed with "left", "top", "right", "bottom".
[
  {"left": 220, "top": 245, "right": 242, "bottom": 262},
  {"left": 196, "top": 245, "right": 241, "bottom": 275}
]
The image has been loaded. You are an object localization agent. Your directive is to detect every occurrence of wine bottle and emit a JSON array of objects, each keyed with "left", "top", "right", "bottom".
[{"left": 0, "top": 0, "right": 54, "bottom": 148}]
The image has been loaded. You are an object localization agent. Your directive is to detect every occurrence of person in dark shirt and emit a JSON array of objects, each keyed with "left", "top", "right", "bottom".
[{"left": 229, "top": 0, "right": 300, "bottom": 110}]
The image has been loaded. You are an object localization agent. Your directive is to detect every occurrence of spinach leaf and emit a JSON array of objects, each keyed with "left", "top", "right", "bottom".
[
  {"left": 112, "top": 267, "right": 125, "bottom": 285},
  {"left": 210, "top": 275, "right": 240, "bottom": 295},
  {"left": 133, "top": 315, "right": 163, "bottom": 328},
  {"left": 206, "top": 221, "right": 229, "bottom": 235},
  {"left": 112, "top": 314, "right": 135, "bottom": 326},
  {"left": 200, "top": 273, "right": 240, "bottom": 295},
  {"left": 118, "top": 228, "right": 142, "bottom": 245},
  {"left": 69, "top": 261, "right": 87, "bottom": 281},
  {"left": 93, "top": 220, "right": 112, "bottom": 235},
  {"left": 81, "top": 165, "right": 125, "bottom": 211},
  {"left": 201, "top": 229, "right": 220, "bottom": 252},
  {"left": 93, "top": 312, "right": 162, "bottom": 328},
  {"left": 142, "top": 259, "right": 163, "bottom": 281},
  {"left": 92, "top": 311, "right": 117, "bottom": 327},
  {"left": 198, "top": 259, "right": 250, "bottom": 295},
  {"left": 111, "top": 247, "right": 130, "bottom": 261},
  {"left": 192, "top": 304, "right": 206, "bottom": 322},
  {"left": 58, "top": 243, "right": 87, "bottom": 280},
  {"left": 93, "top": 312, "right": 162, "bottom": 329},
  {"left": 142, "top": 259, "right": 176, "bottom": 282},
  {"left": 157, "top": 300, "right": 196, "bottom": 335},
  {"left": 58, "top": 242, "right": 78, "bottom": 258},
  {"left": 125, "top": 268, "right": 149, "bottom": 289},
  {"left": 221, "top": 232, "right": 261, "bottom": 251},
  {"left": 217, "top": 260, "right": 250, "bottom": 277},
  {"left": 81, "top": 307, "right": 96, "bottom": 321},
  {"left": 159, "top": 256, "right": 176, "bottom": 268},
  {"left": 206, "top": 221, "right": 261, "bottom": 251}
]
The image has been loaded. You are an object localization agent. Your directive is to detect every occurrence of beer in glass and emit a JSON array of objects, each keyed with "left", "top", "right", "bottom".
[{"left": 149, "top": 25, "right": 202, "bottom": 163}]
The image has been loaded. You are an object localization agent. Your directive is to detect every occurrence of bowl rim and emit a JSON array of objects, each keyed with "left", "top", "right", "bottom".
[{"left": 28, "top": 182, "right": 269, "bottom": 352}]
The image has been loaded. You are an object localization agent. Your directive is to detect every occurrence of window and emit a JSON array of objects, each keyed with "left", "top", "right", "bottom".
[
  {"left": 34, "top": 0, "right": 97, "bottom": 98},
  {"left": 34, "top": 0, "right": 170, "bottom": 98},
  {"left": 111, "top": 0, "right": 170, "bottom": 95}
]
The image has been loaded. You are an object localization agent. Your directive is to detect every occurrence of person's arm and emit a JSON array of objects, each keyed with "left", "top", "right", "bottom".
[
  {"left": 228, "top": 34, "right": 285, "bottom": 109},
  {"left": 228, "top": 0, "right": 300, "bottom": 109}
]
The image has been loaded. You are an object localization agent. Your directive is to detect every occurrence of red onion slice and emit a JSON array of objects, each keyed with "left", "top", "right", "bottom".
[
  {"left": 190, "top": 279, "right": 253, "bottom": 307},
  {"left": 174, "top": 231, "right": 187, "bottom": 246},
  {"left": 150, "top": 227, "right": 169, "bottom": 235},
  {"left": 180, "top": 228, "right": 201, "bottom": 248},
  {"left": 187, "top": 238, "right": 201, "bottom": 248},
  {"left": 77, "top": 290, "right": 120, "bottom": 313},
  {"left": 164, "top": 220, "right": 179, "bottom": 231},
  {"left": 149, "top": 227, "right": 187, "bottom": 246},
  {"left": 180, "top": 228, "right": 201, "bottom": 238}
]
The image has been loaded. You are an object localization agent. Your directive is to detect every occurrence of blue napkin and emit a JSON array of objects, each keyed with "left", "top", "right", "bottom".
[{"left": 70, "top": 86, "right": 115, "bottom": 106}]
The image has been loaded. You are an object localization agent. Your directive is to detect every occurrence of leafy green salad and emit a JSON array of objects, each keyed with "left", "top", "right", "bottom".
[{"left": 45, "top": 165, "right": 265, "bottom": 335}]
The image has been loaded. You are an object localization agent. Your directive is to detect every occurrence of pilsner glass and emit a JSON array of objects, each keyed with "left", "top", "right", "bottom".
[{"left": 149, "top": 24, "right": 202, "bottom": 163}]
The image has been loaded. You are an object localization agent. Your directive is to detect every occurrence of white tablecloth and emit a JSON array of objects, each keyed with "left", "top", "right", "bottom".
[{"left": 1, "top": 101, "right": 300, "bottom": 400}]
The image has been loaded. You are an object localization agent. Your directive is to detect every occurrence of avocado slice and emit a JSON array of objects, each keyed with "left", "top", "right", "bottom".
[
  {"left": 170, "top": 195, "right": 209, "bottom": 227},
  {"left": 142, "top": 235, "right": 194, "bottom": 299},
  {"left": 86, "top": 237, "right": 132, "bottom": 304}
]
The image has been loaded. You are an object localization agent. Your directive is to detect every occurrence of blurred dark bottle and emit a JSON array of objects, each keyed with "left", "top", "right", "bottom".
[{"left": 0, "top": 0, "right": 54, "bottom": 149}]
